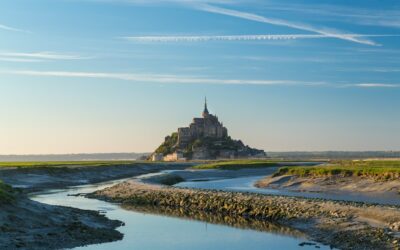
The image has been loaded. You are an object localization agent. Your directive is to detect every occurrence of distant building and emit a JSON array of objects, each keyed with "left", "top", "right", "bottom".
[
  {"left": 163, "top": 152, "right": 186, "bottom": 162},
  {"left": 151, "top": 98, "right": 266, "bottom": 161},
  {"left": 177, "top": 98, "right": 228, "bottom": 148}
]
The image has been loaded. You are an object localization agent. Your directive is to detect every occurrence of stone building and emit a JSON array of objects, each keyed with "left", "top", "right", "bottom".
[
  {"left": 163, "top": 151, "right": 185, "bottom": 162},
  {"left": 177, "top": 98, "right": 228, "bottom": 148},
  {"left": 151, "top": 98, "right": 266, "bottom": 161}
]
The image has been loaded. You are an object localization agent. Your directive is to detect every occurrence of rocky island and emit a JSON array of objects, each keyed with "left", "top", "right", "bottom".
[{"left": 151, "top": 99, "right": 266, "bottom": 161}]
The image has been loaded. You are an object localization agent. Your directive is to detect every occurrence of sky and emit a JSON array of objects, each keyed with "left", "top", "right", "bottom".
[{"left": 1, "top": 0, "right": 400, "bottom": 154}]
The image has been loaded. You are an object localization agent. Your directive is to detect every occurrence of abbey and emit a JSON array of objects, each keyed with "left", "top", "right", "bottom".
[
  {"left": 177, "top": 99, "right": 227, "bottom": 148},
  {"left": 151, "top": 99, "right": 266, "bottom": 161}
]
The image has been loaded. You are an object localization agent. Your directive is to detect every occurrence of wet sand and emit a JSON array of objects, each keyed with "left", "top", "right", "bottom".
[
  {"left": 91, "top": 179, "right": 400, "bottom": 250},
  {"left": 256, "top": 174, "right": 400, "bottom": 205},
  {"left": 0, "top": 163, "right": 192, "bottom": 250}
]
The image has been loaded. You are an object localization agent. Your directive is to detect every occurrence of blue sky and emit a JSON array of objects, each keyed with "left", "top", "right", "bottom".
[{"left": 1, "top": 0, "right": 400, "bottom": 154}]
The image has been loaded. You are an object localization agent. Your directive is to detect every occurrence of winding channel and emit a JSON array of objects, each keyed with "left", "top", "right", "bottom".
[{"left": 29, "top": 172, "right": 330, "bottom": 250}]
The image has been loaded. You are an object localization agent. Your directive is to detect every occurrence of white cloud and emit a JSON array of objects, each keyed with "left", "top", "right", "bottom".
[
  {"left": 0, "top": 24, "right": 30, "bottom": 33},
  {"left": 3, "top": 69, "right": 397, "bottom": 89},
  {"left": 0, "top": 57, "right": 43, "bottom": 63},
  {"left": 193, "top": 4, "right": 378, "bottom": 46},
  {"left": 122, "top": 34, "right": 397, "bottom": 43},
  {"left": 372, "top": 68, "right": 400, "bottom": 73},
  {"left": 1, "top": 69, "right": 324, "bottom": 86},
  {"left": 84, "top": 0, "right": 241, "bottom": 4},
  {"left": 354, "top": 83, "right": 399, "bottom": 88},
  {"left": 0, "top": 52, "right": 91, "bottom": 62}
]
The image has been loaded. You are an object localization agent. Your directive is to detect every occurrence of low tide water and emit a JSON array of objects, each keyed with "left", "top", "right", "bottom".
[
  {"left": 175, "top": 174, "right": 400, "bottom": 205},
  {"left": 30, "top": 178, "right": 329, "bottom": 250}
]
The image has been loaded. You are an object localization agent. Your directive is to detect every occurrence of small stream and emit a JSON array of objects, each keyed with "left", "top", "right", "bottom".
[
  {"left": 30, "top": 175, "right": 329, "bottom": 250},
  {"left": 175, "top": 174, "right": 400, "bottom": 206}
]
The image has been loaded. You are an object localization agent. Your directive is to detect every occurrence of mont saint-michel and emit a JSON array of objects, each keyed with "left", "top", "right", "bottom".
[{"left": 151, "top": 99, "right": 266, "bottom": 161}]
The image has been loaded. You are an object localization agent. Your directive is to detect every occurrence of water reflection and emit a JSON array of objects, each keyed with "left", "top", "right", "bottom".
[
  {"left": 121, "top": 204, "right": 306, "bottom": 239},
  {"left": 31, "top": 177, "right": 331, "bottom": 250}
]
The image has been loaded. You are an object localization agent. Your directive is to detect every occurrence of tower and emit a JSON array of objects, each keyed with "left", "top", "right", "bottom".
[{"left": 202, "top": 97, "right": 209, "bottom": 118}]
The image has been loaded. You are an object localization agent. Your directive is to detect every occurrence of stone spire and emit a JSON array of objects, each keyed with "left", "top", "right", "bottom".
[{"left": 202, "top": 97, "right": 209, "bottom": 117}]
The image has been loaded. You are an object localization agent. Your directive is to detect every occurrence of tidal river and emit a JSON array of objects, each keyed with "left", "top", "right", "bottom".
[
  {"left": 175, "top": 173, "right": 400, "bottom": 205},
  {"left": 30, "top": 175, "right": 330, "bottom": 250}
]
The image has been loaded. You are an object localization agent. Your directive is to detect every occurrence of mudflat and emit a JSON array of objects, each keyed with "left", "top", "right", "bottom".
[
  {"left": 256, "top": 174, "right": 400, "bottom": 199},
  {"left": 0, "top": 195, "right": 123, "bottom": 250},
  {"left": 0, "top": 162, "right": 192, "bottom": 250},
  {"left": 90, "top": 179, "right": 400, "bottom": 250}
]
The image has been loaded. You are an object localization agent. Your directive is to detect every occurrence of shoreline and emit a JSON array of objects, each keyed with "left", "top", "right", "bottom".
[
  {"left": 0, "top": 163, "right": 192, "bottom": 250},
  {"left": 3, "top": 162, "right": 400, "bottom": 249},
  {"left": 255, "top": 174, "right": 400, "bottom": 205},
  {"left": 0, "top": 193, "right": 123, "bottom": 249},
  {"left": 90, "top": 180, "right": 400, "bottom": 250},
  {"left": 0, "top": 162, "right": 192, "bottom": 193}
]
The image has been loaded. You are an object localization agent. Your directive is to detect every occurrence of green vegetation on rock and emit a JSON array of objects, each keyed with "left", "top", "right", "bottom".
[
  {"left": 0, "top": 180, "right": 15, "bottom": 204},
  {"left": 192, "top": 160, "right": 281, "bottom": 170},
  {"left": 153, "top": 130, "right": 265, "bottom": 159},
  {"left": 155, "top": 133, "right": 178, "bottom": 156},
  {"left": 273, "top": 160, "right": 400, "bottom": 180}
]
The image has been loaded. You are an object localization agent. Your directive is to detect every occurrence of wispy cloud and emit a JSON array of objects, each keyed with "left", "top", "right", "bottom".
[
  {"left": 0, "top": 52, "right": 91, "bottom": 62},
  {"left": 372, "top": 68, "right": 400, "bottom": 73},
  {"left": 193, "top": 4, "right": 378, "bottom": 46},
  {"left": 83, "top": 0, "right": 242, "bottom": 4},
  {"left": 2, "top": 69, "right": 398, "bottom": 89},
  {"left": 122, "top": 34, "right": 397, "bottom": 43},
  {"left": 0, "top": 24, "right": 30, "bottom": 33},
  {"left": 1, "top": 69, "right": 324, "bottom": 86},
  {"left": 353, "top": 83, "right": 399, "bottom": 88},
  {"left": 0, "top": 57, "right": 43, "bottom": 63}
]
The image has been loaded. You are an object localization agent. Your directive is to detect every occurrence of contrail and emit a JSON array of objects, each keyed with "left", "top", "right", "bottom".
[
  {"left": 122, "top": 34, "right": 398, "bottom": 42},
  {"left": 194, "top": 4, "right": 379, "bottom": 46}
]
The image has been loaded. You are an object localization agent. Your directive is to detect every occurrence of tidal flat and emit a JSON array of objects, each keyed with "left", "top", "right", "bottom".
[
  {"left": 2, "top": 160, "right": 400, "bottom": 249},
  {"left": 91, "top": 179, "right": 400, "bottom": 250},
  {"left": 0, "top": 162, "right": 191, "bottom": 249}
]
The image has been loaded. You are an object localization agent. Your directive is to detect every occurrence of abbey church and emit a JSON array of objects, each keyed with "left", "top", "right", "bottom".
[
  {"left": 151, "top": 99, "right": 266, "bottom": 161},
  {"left": 177, "top": 99, "right": 227, "bottom": 148}
]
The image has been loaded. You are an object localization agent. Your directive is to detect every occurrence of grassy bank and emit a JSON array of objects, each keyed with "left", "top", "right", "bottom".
[
  {"left": 0, "top": 180, "right": 15, "bottom": 204},
  {"left": 192, "top": 160, "right": 283, "bottom": 170},
  {"left": 0, "top": 161, "right": 143, "bottom": 169},
  {"left": 274, "top": 160, "right": 400, "bottom": 180}
]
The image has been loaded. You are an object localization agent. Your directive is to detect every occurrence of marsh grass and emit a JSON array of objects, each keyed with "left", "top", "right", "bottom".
[
  {"left": 273, "top": 160, "right": 400, "bottom": 180},
  {"left": 0, "top": 180, "right": 15, "bottom": 204},
  {"left": 192, "top": 160, "right": 284, "bottom": 170},
  {"left": 0, "top": 161, "right": 141, "bottom": 169}
]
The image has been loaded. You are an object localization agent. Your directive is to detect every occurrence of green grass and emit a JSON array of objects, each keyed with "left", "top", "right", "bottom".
[
  {"left": 273, "top": 160, "right": 400, "bottom": 180},
  {"left": 191, "top": 160, "right": 286, "bottom": 170},
  {"left": 0, "top": 180, "right": 15, "bottom": 204},
  {"left": 0, "top": 161, "right": 143, "bottom": 169}
]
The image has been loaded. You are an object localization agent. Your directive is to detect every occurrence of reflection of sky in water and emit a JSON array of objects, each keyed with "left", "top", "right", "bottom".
[
  {"left": 31, "top": 180, "right": 329, "bottom": 250},
  {"left": 176, "top": 175, "right": 400, "bottom": 206}
]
